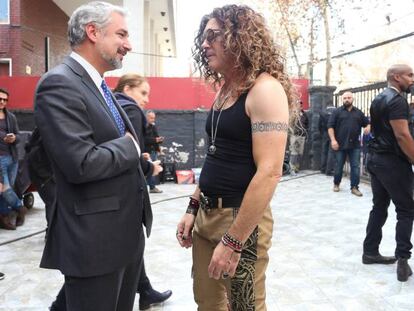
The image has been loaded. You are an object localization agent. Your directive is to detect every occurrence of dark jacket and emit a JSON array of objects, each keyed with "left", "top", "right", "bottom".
[
  {"left": 115, "top": 93, "right": 146, "bottom": 149},
  {"left": 144, "top": 123, "right": 161, "bottom": 153},
  {"left": 369, "top": 87, "right": 409, "bottom": 160},
  {"left": 3, "top": 109, "right": 20, "bottom": 161},
  {"left": 115, "top": 93, "right": 154, "bottom": 178},
  {"left": 25, "top": 127, "right": 53, "bottom": 186},
  {"left": 328, "top": 105, "right": 369, "bottom": 150},
  {"left": 34, "top": 56, "right": 147, "bottom": 277}
]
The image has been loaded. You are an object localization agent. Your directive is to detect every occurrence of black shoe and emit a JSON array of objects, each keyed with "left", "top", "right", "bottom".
[
  {"left": 397, "top": 258, "right": 413, "bottom": 282},
  {"left": 0, "top": 272, "right": 4, "bottom": 280},
  {"left": 362, "top": 254, "right": 397, "bottom": 265},
  {"left": 139, "top": 288, "right": 172, "bottom": 310}
]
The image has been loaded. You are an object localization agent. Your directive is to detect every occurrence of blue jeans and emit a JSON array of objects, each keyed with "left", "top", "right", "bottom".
[
  {"left": 334, "top": 148, "right": 361, "bottom": 189},
  {"left": 147, "top": 151, "right": 158, "bottom": 189},
  {"left": 0, "top": 155, "right": 22, "bottom": 215}
]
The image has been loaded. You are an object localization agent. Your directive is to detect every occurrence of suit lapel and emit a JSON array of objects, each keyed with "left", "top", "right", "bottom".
[
  {"left": 81, "top": 75, "right": 119, "bottom": 128},
  {"left": 63, "top": 57, "right": 120, "bottom": 133},
  {"left": 80, "top": 73, "right": 137, "bottom": 141},
  {"left": 63, "top": 57, "right": 141, "bottom": 146}
]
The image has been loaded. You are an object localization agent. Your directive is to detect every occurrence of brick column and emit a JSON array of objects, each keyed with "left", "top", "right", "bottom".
[{"left": 308, "top": 86, "right": 336, "bottom": 170}]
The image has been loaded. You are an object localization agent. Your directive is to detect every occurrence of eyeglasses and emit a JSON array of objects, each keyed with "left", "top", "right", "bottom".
[
  {"left": 0, "top": 98, "right": 8, "bottom": 103},
  {"left": 201, "top": 29, "right": 223, "bottom": 44}
]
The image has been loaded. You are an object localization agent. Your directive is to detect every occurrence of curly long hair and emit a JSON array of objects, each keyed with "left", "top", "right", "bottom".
[{"left": 192, "top": 5, "right": 297, "bottom": 112}]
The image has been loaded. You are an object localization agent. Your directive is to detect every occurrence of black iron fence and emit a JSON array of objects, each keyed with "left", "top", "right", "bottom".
[
  {"left": 333, "top": 81, "right": 414, "bottom": 181},
  {"left": 333, "top": 81, "right": 387, "bottom": 114},
  {"left": 334, "top": 81, "right": 413, "bottom": 114}
]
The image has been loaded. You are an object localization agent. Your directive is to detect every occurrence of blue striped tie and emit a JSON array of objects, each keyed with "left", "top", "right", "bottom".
[{"left": 101, "top": 80, "right": 126, "bottom": 136}]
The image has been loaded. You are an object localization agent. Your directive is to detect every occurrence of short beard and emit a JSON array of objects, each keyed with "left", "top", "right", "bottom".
[
  {"left": 100, "top": 50, "right": 122, "bottom": 70},
  {"left": 343, "top": 101, "right": 352, "bottom": 108}
]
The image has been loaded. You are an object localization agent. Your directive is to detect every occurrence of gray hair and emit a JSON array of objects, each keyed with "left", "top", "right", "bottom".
[{"left": 68, "top": 1, "right": 127, "bottom": 47}]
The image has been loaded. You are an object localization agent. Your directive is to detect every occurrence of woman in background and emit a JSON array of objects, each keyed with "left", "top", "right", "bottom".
[{"left": 114, "top": 74, "right": 171, "bottom": 310}]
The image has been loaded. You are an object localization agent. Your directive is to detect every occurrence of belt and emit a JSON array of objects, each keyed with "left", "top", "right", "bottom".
[{"left": 199, "top": 192, "right": 243, "bottom": 211}]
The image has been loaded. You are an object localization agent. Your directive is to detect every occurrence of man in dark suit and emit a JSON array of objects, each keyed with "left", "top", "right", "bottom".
[{"left": 34, "top": 2, "right": 152, "bottom": 310}]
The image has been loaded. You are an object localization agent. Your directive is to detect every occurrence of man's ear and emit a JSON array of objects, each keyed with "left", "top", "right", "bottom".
[
  {"left": 85, "top": 23, "right": 99, "bottom": 43},
  {"left": 123, "top": 85, "right": 131, "bottom": 94},
  {"left": 393, "top": 73, "right": 401, "bottom": 83}
]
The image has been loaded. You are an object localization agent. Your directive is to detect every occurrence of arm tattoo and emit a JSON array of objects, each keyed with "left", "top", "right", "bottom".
[{"left": 251, "top": 121, "right": 288, "bottom": 133}]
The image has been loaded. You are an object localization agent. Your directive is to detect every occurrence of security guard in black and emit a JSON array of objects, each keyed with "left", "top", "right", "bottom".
[{"left": 327, "top": 105, "right": 369, "bottom": 150}]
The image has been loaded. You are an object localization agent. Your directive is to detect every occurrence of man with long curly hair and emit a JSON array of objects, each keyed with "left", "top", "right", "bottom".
[{"left": 176, "top": 5, "right": 296, "bottom": 310}]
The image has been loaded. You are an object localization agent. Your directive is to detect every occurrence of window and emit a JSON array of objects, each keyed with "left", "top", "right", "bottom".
[
  {"left": 0, "top": 58, "right": 12, "bottom": 76},
  {"left": 0, "top": 0, "right": 10, "bottom": 24}
]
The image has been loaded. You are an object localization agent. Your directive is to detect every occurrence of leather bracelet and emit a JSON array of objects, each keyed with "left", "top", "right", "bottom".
[
  {"left": 186, "top": 196, "right": 199, "bottom": 216},
  {"left": 221, "top": 239, "right": 242, "bottom": 253},
  {"left": 186, "top": 206, "right": 198, "bottom": 215},
  {"left": 189, "top": 197, "right": 200, "bottom": 208},
  {"left": 221, "top": 232, "right": 243, "bottom": 253}
]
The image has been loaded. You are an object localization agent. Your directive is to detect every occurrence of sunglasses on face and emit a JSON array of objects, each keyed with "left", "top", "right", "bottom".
[
  {"left": 201, "top": 29, "right": 223, "bottom": 44},
  {"left": 0, "top": 98, "right": 8, "bottom": 103}
]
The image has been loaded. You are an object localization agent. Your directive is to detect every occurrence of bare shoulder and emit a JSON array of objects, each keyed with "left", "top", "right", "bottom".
[{"left": 246, "top": 72, "right": 288, "bottom": 116}]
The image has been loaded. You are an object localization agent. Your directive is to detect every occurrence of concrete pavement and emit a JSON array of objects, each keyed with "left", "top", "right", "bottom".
[{"left": 0, "top": 171, "right": 413, "bottom": 310}]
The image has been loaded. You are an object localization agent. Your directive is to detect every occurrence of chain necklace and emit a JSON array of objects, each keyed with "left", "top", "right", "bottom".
[{"left": 208, "top": 92, "right": 231, "bottom": 155}]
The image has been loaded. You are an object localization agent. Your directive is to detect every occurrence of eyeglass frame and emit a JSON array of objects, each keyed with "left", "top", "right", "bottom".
[
  {"left": 201, "top": 29, "right": 223, "bottom": 45},
  {"left": 0, "top": 98, "right": 8, "bottom": 103}
]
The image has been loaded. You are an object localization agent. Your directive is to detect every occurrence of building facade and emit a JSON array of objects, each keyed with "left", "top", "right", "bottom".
[
  {"left": 0, "top": 0, "right": 177, "bottom": 77},
  {"left": 0, "top": 0, "right": 69, "bottom": 76}
]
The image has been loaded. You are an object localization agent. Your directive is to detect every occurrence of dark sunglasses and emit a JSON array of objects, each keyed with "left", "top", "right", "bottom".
[
  {"left": 201, "top": 29, "right": 223, "bottom": 44},
  {"left": 0, "top": 98, "right": 8, "bottom": 103}
]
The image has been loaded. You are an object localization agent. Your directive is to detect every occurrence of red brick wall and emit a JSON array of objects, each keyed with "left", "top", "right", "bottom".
[
  {"left": 19, "top": 0, "right": 70, "bottom": 75},
  {"left": 9, "top": 0, "right": 21, "bottom": 24},
  {"left": 0, "top": 0, "right": 69, "bottom": 76},
  {"left": 0, "top": 0, "right": 21, "bottom": 74}
]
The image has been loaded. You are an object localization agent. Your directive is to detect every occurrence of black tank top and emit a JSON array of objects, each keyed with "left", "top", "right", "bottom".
[{"left": 199, "top": 93, "right": 256, "bottom": 197}]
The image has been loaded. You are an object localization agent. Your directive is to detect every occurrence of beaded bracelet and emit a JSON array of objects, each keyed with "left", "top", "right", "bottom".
[
  {"left": 221, "top": 232, "right": 243, "bottom": 253},
  {"left": 186, "top": 197, "right": 199, "bottom": 216}
]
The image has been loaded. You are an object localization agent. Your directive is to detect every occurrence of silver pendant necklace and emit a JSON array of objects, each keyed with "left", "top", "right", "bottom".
[{"left": 208, "top": 93, "right": 230, "bottom": 155}]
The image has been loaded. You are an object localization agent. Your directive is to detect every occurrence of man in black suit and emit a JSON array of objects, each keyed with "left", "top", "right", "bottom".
[{"left": 34, "top": 2, "right": 152, "bottom": 310}]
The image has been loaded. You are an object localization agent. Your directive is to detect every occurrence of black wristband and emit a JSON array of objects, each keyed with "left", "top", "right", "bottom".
[{"left": 186, "top": 196, "right": 199, "bottom": 215}]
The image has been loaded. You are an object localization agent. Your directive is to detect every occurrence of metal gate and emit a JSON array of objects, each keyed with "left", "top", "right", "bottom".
[{"left": 334, "top": 81, "right": 413, "bottom": 114}]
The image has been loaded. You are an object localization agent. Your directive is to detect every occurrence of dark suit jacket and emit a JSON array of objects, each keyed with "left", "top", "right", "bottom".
[
  {"left": 115, "top": 93, "right": 146, "bottom": 150},
  {"left": 34, "top": 56, "right": 147, "bottom": 278},
  {"left": 115, "top": 93, "right": 153, "bottom": 177}
]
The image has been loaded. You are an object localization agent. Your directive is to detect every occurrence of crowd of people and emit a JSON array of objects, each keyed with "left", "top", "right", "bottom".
[{"left": 1, "top": 1, "right": 414, "bottom": 310}]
